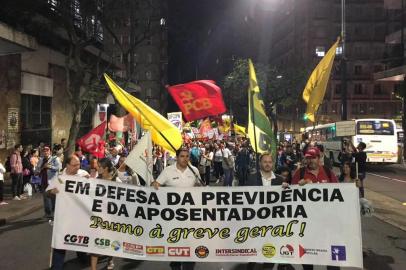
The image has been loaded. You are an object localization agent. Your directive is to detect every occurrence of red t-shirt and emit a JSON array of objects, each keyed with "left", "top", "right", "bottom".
[{"left": 291, "top": 166, "right": 338, "bottom": 184}]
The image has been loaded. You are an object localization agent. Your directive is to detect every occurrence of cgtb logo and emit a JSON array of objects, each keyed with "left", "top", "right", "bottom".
[
  {"left": 64, "top": 234, "right": 89, "bottom": 247},
  {"left": 95, "top": 238, "right": 110, "bottom": 249}
]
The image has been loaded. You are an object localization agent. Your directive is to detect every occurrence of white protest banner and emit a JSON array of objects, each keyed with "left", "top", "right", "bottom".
[
  {"left": 167, "top": 112, "right": 183, "bottom": 131},
  {"left": 52, "top": 176, "right": 362, "bottom": 268}
]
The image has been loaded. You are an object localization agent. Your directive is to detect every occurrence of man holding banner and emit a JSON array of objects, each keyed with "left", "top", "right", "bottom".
[
  {"left": 46, "top": 155, "right": 90, "bottom": 270},
  {"left": 151, "top": 148, "right": 201, "bottom": 270}
]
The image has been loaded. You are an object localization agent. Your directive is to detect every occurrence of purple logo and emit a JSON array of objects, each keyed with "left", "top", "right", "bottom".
[{"left": 331, "top": 246, "right": 346, "bottom": 261}]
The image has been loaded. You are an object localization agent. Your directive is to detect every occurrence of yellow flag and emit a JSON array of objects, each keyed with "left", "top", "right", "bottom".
[
  {"left": 247, "top": 59, "right": 276, "bottom": 155},
  {"left": 234, "top": 123, "right": 246, "bottom": 136},
  {"left": 104, "top": 74, "right": 182, "bottom": 153},
  {"left": 302, "top": 38, "right": 340, "bottom": 122}
]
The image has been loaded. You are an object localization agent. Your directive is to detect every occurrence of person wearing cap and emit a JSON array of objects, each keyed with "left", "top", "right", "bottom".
[
  {"left": 291, "top": 147, "right": 338, "bottom": 185},
  {"left": 292, "top": 148, "right": 339, "bottom": 270}
]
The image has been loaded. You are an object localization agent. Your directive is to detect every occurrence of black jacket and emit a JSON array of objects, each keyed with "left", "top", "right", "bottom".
[{"left": 244, "top": 171, "right": 285, "bottom": 186}]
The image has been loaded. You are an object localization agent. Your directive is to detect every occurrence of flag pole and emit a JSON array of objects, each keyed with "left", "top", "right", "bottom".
[
  {"left": 249, "top": 82, "right": 262, "bottom": 186},
  {"left": 108, "top": 79, "right": 205, "bottom": 186}
]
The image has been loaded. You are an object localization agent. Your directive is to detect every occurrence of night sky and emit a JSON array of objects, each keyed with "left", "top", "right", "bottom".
[{"left": 166, "top": 0, "right": 275, "bottom": 112}]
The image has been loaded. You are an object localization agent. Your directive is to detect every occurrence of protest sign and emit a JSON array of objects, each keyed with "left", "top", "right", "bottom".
[{"left": 52, "top": 176, "right": 362, "bottom": 268}]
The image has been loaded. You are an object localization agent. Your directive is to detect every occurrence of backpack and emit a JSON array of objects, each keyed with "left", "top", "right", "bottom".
[
  {"left": 190, "top": 148, "right": 200, "bottom": 163},
  {"left": 299, "top": 165, "right": 333, "bottom": 182},
  {"left": 5, "top": 156, "right": 11, "bottom": 172}
]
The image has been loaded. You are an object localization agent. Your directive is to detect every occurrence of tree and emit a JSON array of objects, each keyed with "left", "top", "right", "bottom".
[
  {"left": 1, "top": 0, "right": 116, "bottom": 157},
  {"left": 222, "top": 59, "right": 309, "bottom": 135}
]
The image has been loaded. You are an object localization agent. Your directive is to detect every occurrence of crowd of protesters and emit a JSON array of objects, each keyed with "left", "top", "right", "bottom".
[{"left": 0, "top": 133, "right": 367, "bottom": 270}]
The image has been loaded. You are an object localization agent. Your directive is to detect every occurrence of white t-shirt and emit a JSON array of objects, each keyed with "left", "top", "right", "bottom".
[
  {"left": 222, "top": 148, "right": 232, "bottom": 159},
  {"left": 156, "top": 164, "right": 200, "bottom": 187},
  {"left": 46, "top": 169, "right": 90, "bottom": 192},
  {"left": 214, "top": 150, "right": 223, "bottom": 162},
  {"left": 261, "top": 171, "right": 277, "bottom": 187}
]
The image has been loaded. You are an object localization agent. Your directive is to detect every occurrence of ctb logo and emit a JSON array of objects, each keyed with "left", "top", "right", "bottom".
[
  {"left": 146, "top": 246, "right": 165, "bottom": 256},
  {"left": 168, "top": 247, "right": 191, "bottom": 257},
  {"left": 64, "top": 234, "right": 89, "bottom": 247}
]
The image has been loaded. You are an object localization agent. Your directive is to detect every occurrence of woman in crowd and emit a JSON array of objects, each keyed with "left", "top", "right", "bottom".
[
  {"left": 0, "top": 158, "right": 7, "bottom": 205},
  {"left": 90, "top": 158, "right": 121, "bottom": 270},
  {"left": 21, "top": 148, "right": 33, "bottom": 197},
  {"left": 200, "top": 144, "right": 213, "bottom": 186},
  {"left": 116, "top": 156, "right": 140, "bottom": 185},
  {"left": 213, "top": 143, "right": 224, "bottom": 184}
]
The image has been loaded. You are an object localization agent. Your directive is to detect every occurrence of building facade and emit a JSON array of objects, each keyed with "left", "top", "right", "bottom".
[
  {"left": 270, "top": 0, "right": 402, "bottom": 135},
  {"left": 0, "top": 0, "right": 115, "bottom": 159},
  {"left": 103, "top": 0, "right": 168, "bottom": 112}
]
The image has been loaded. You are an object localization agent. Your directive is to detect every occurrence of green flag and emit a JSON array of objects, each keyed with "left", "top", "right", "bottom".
[{"left": 247, "top": 59, "right": 277, "bottom": 156}]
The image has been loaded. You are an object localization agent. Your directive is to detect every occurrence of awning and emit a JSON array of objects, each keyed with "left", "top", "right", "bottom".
[{"left": 0, "top": 22, "right": 37, "bottom": 55}]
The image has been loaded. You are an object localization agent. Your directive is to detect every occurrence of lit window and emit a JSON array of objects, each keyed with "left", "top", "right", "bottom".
[
  {"left": 160, "top": 18, "right": 166, "bottom": 26},
  {"left": 316, "top": 46, "right": 325, "bottom": 57}
]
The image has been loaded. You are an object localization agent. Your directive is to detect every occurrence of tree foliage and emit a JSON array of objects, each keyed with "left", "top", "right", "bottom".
[{"left": 222, "top": 59, "right": 310, "bottom": 132}]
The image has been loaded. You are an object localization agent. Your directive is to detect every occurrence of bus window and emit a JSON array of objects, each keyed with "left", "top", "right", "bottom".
[{"left": 357, "top": 120, "right": 394, "bottom": 135}]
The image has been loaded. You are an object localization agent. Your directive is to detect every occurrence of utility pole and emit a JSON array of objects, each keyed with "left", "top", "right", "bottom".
[{"left": 341, "top": 0, "right": 348, "bottom": 120}]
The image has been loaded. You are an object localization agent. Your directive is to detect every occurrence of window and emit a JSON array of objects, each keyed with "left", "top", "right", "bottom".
[
  {"left": 48, "top": 0, "right": 58, "bottom": 11},
  {"left": 315, "top": 46, "right": 325, "bottom": 57},
  {"left": 351, "top": 104, "right": 359, "bottom": 114},
  {"left": 78, "top": 105, "right": 93, "bottom": 138},
  {"left": 336, "top": 46, "right": 343, "bottom": 55},
  {"left": 331, "top": 103, "right": 337, "bottom": 113},
  {"left": 147, "top": 53, "right": 153, "bottom": 63},
  {"left": 374, "top": 65, "right": 382, "bottom": 72},
  {"left": 145, "top": 71, "right": 152, "bottom": 80},
  {"left": 354, "top": 84, "right": 364, "bottom": 95},
  {"left": 21, "top": 94, "right": 52, "bottom": 146},
  {"left": 146, "top": 88, "right": 153, "bottom": 98},
  {"left": 354, "top": 65, "right": 362, "bottom": 75},
  {"left": 335, "top": 84, "right": 341, "bottom": 95},
  {"left": 374, "top": 84, "right": 383, "bottom": 95},
  {"left": 359, "top": 103, "right": 367, "bottom": 114},
  {"left": 160, "top": 18, "right": 166, "bottom": 26}
]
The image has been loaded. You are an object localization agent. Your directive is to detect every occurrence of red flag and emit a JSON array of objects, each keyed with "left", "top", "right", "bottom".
[
  {"left": 167, "top": 80, "right": 226, "bottom": 122},
  {"left": 108, "top": 114, "right": 134, "bottom": 132},
  {"left": 77, "top": 121, "right": 106, "bottom": 156}
]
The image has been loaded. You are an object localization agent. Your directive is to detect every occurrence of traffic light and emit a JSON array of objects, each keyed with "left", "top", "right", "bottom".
[{"left": 303, "top": 114, "right": 309, "bottom": 121}]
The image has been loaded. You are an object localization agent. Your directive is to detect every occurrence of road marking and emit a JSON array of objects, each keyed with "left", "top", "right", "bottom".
[{"left": 368, "top": 173, "right": 406, "bottom": 184}]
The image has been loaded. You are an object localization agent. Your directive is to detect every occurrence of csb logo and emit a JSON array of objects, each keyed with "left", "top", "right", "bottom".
[
  {"left": 111, "top": 241, "right": 121, "bottom": 251},
  {"left": 262, "top": 244, "right": 276, "bottom": 259},
  {"left": 95, "top": 238, "right": 110, "bottom": 248},
  {"left": 64, "top": 234, "right": 90, "bottom": 247}
]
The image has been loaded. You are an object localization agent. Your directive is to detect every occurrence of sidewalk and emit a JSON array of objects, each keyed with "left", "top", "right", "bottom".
[{"left": 0, "top": 193, "right": 43, "bottom": 226}]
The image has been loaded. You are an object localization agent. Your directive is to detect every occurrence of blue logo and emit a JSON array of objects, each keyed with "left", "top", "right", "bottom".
[
  {"left": 111, "top": 241, "right": 121, "bottom": 251},
  {"left": 331, "top": 246, "right": 346, "bottom": 261}
]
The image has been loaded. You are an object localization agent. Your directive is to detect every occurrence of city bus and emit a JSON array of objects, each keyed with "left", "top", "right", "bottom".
[{"left": 305, "top": 119, "right": 398, "bottom": 164}]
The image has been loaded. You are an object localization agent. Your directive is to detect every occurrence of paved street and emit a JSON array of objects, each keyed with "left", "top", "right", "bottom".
[
  {"left": 1, "top": 165, "right": 406, "bottom": 270},
  {"left": 365, "top": 164, "right": 406, "bottom": 203}
]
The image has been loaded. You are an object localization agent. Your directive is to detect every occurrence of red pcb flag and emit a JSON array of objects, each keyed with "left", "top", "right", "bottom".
[
  {"left": 76, "top": 121, "right": 106, "bottom": 157},
  {"left": 167, "top": 80, "right": 226, "bottom": 122}
]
